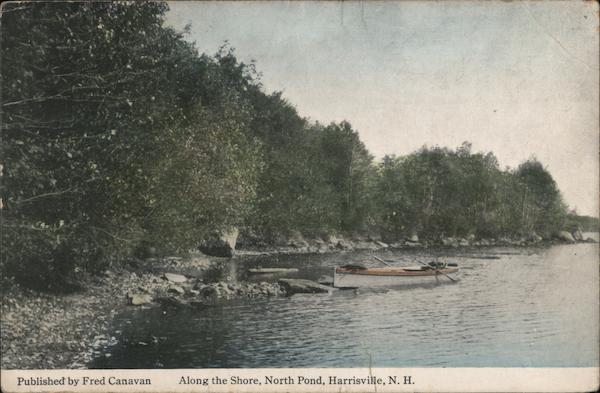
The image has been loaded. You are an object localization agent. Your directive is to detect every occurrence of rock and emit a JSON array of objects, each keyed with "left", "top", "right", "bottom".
[
  {"left": 317, "top": 244, "right": 330, "bottom": 253},
  {"left": 317, "top": 275, "right": 334, "bottom": 286},
  {"left": 128, "top": 293, "right": 152, "bottom": 306},
  {"left": 163, "top": 273, "right": 187, "bottom": 283},
  {"left": 375, "top": 240, "right": 389, "bottom": 248},
  {"left": 199, "top": 227, "right": 239, "bottom": 257},
  {"left": 528, "top": 232, "right": 543, "bottom": 242},
  {"left": 335, "top": 238, "right": 354, "bottom": 250},
  {"left": 442, "top": 237, "right": 459, "bottom": 247},
  {"left": 458, "top": 238, "right": 469, "bottom": 247},
  {"left": 167, "top": 285, "right": 185, "bottom": 295},
  {"left": 219, "top": 283, "right": 233, "bottom": 296},
  {"left": 557, "top": 231, "right": 576, "bottom": 243},
  {"left": 278, "top": 279, "right": 333, "bottom": 295},
  {"left": 354, "top": 240, "right": 378, "bottom": 250},
  {"left": 265, "top": 286, "right": 279, "bottom": 296},
  {"left": 404, "top": 241, "right": 421, "bottom": 247},
  {"left": 406, "top": 233, "right": 419, "bottom": 243},
  {"left": 288, "top": 230, "right": 309, "bottom": 248},
  {"left": 572, "top": 229, "right": 584, "bottom": 242},
  {"left": 584, "top": 237, "right": 598, "bottom": 243},
  {"left": 200, "top": 285, "right": 220, "bottom": 299}
]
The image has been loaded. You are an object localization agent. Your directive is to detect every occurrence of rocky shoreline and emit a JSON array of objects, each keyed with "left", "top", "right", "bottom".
[
  {"left": 0, "top": 253, "right": 333, "bottom": 370},
  {"left": 235, "top": 229, "right": 597, "bottom": 257},
  {"left": 1, "top": 230, "right": 595, "bottom": 370}
]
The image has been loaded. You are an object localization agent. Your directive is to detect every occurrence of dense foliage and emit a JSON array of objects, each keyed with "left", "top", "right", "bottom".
[
  {"left": 1, "top": 2, "right": 260, "bottom": 289},
  {"left": 374, "top": 144, "right": 568, "bottom": 240},
  {"left": 565, "top": 214, "right": 599, "bottom": 232},
  {"left": 1, "top": 2, "right": 580, "bottom": 290}
]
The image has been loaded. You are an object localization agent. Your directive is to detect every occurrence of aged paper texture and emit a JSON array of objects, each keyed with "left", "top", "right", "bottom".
[{"left": 1, "top": 1, "right": 598, "bottom": 392}]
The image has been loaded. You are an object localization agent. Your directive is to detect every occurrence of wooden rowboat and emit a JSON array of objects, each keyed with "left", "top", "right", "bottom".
[{"left": 333, "top": 264, "right": 459, "bottom": 288}]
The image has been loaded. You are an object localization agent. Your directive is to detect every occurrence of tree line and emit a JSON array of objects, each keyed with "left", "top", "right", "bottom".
[{"left": 1, "top": 2, "right": 581, "bottom": 290}]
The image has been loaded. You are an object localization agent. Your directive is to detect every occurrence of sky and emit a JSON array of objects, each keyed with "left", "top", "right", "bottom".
[{"left": 166, "top": 1, "right": 599, "bottom": 217}]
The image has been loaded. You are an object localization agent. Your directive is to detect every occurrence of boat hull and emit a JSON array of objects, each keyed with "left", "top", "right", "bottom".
[{"left": 333, "top": 266, "right": 459, "bottom": 288}]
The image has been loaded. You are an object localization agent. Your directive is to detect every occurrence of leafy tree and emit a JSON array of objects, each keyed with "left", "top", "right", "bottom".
[
  {"left": 1, "top": 2, "right": 260, "bottom": 289},
  {"left": 372, "top": 145, "right": 568, "bottom": 240},
  {"left": 319, "top": 121, "right": 376, "bottom": 232},
  {"left": 514, "top": 159, "right": 566, "bottom": 237}
]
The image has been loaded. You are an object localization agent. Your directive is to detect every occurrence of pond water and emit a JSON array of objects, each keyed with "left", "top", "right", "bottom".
[{"left": 93, "top": 239, "right": 598, "bottom": 368}]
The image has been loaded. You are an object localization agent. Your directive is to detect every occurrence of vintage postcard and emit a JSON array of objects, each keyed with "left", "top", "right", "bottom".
[{"left": 1, "top": 0, "right": 598, "bottom": 392}]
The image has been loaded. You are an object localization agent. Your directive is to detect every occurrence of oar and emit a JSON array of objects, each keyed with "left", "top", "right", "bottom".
[
  {"left": 373, "top": 256, "right": 393, "bottom": 267},
  {"left": 412, "top": 258, "right": 457, "bottom": 282},
  {"left": 374, "top": 255, "right": 457, "bottom": 283}
]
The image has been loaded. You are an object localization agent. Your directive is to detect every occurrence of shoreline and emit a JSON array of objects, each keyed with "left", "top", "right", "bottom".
[
  {"left": 1, "top": 254, "right": 286, "bottom": 370},
  {"left": 1, "top": 236, "right": 596, "bottom": 370},
  {"left": 234, "top": 233, "right": 595, "bottom": 257}
]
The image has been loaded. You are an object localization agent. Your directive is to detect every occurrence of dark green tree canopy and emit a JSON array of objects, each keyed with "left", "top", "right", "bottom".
[{"left": 1, "top": 2, "right": 573, "bottom": 291}]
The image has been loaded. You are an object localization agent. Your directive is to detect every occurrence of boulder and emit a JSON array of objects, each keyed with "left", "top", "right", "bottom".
[
  {"left": 167, "top": 285, "right": 185, "bottom": 295},
  {"left": 458, "top": 238, "right": 469, "bottom": 247},
  {"left": 288, "top": 230, "right": 309, "bottom": 248},
  {"left": 311, "top": 238, "right": 327, "bottom": 252},
  {"left": 334, "top": 237, "right": 354, "bottom": 250},
  {"left": 163, "top": 273, "right": 187, "bottom": 283},
  {"left": 584, "top": 237, "right": 598, "bottom": 243},
  {"left": 278, "top": 279, "right": 333, "bottom": 295},
  {"left": 317, "top": 244, "right": 331, "bottom": 253},
  {"left": 528, "top": 232, "right": 543, "bottom": 242},
  {"left": 375, "top": 241, "right": 389, "bottom": 248},
  {"left": 572, "top": 229, "right": 584, "bottom": 242},
  {"left": 404, "top": 241, "right": 421, "bottom": 248},
  {"left": 328, "top": 235, "right": 340, "bottom": 245},
  {"left": 442, "top": 237, "right": 459, "bottom": 247},
  {"left": 354, "top": 240, "right": 378, "bottom": 250},
  {"left": 128, "top": 293, "right": 152, "bottom": 306},
  {"left": 317, "top": 275, "right": 334, "bottom": 286},
  {"left": 557, "top": 231, "right": 576, "bottom": 243},
  {"left": 199, "top": 227, "right": 239, "bottom": 257},
  {"left": 407, "top": 234, "right": 419, "bottom": 243},
  {"left": 200, "top": 285, "right": 220, "bottom": 299}
]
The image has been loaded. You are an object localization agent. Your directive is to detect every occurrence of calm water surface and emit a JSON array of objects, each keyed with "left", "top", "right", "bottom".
[{"left": 93, "top": 239, "right": 599, "bottom": 368}]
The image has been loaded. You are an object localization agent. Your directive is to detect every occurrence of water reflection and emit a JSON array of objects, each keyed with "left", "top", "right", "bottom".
[{"left": 93, "top": 242, "right": 599, "bottom": 368}]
